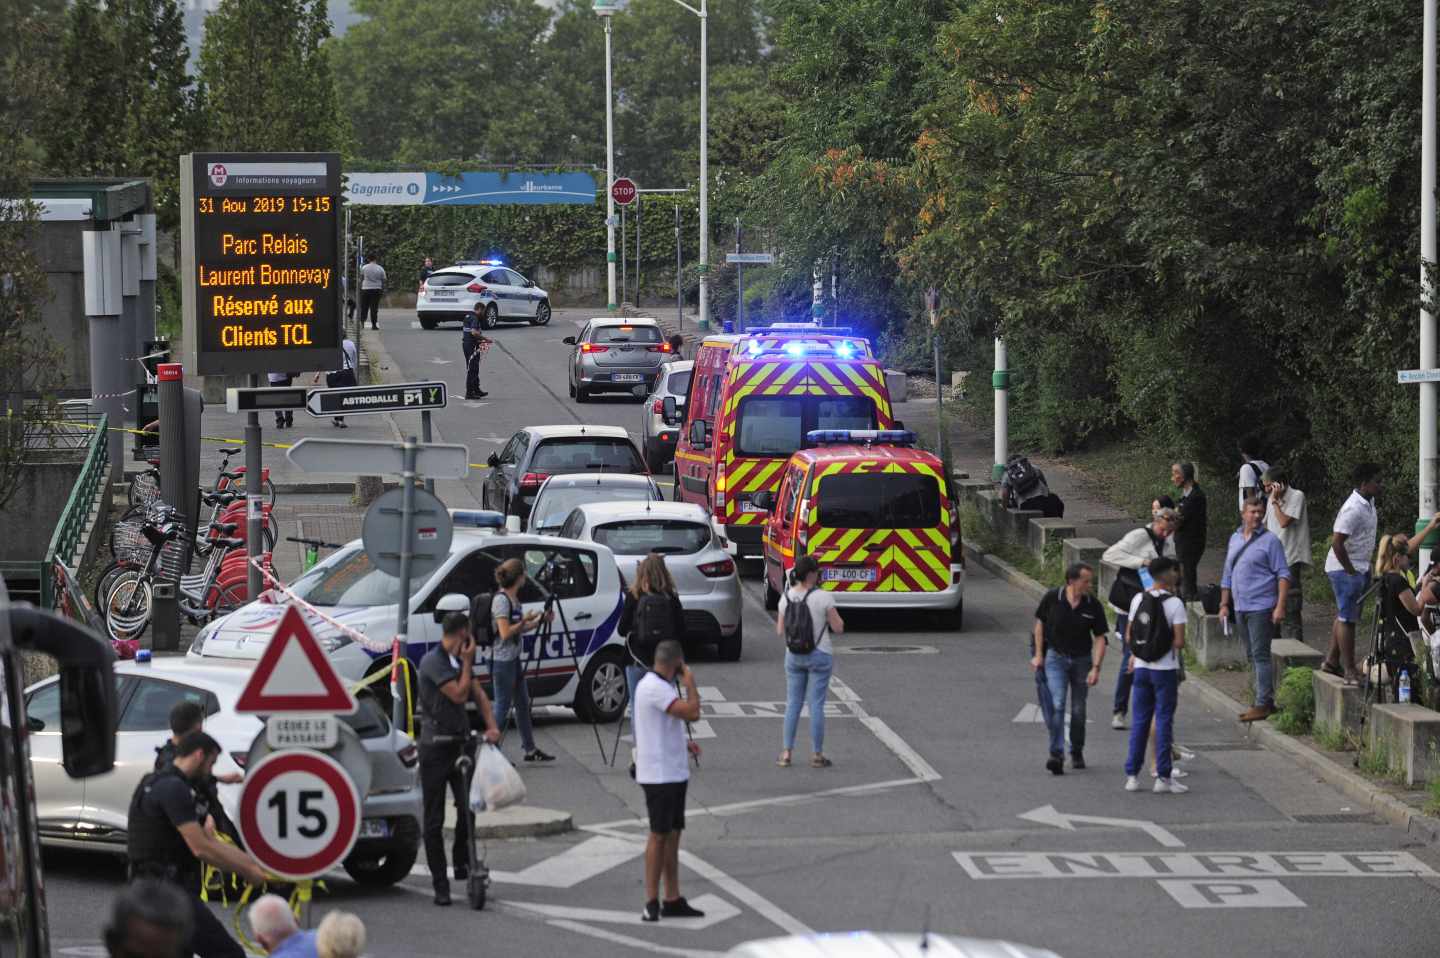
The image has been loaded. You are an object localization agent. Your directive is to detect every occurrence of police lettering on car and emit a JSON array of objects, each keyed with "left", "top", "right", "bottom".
[{"left": 127, "top": 731, "right": 267, "bottom": 958}]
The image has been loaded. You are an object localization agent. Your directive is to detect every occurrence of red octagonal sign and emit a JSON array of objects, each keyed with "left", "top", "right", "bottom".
[
  {"left": 239, "top": 750, "right": 361, "bottom": 881},
  {"left": 611, "top": 177, "right": 638, "bottom": 206}
]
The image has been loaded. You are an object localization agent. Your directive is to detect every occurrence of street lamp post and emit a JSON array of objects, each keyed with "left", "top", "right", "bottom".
[
  {"left": 1421, "top": 0, "right": 1438, "bottom": 565},
  {"left": 596, "top": 1, "right": 618, "bottom": 311}
]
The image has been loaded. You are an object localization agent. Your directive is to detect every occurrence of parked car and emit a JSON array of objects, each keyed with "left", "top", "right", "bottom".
[
  {"left": 483, "top": 425, "right": 648, "bottom": 527},
  {"left": 416, "top": 259, "right": 550, "bottom": 330},
  {"left": 25, "top": 658, "right": 422, "bottom": 886},
  {"left": 564, "top": 317, "right": 673, "bottom": 402},
  {"left": 189, "top": 511, "right": 631, "bottom": 724},
  {"left": 640, "top": 360, "right": 693, "bottom": 473},
  {"left": 527, "top": 473, "right": 665, "bottom": 535},
  {"left": 559, "top": 501, "right": 742, "bottom": 661}
]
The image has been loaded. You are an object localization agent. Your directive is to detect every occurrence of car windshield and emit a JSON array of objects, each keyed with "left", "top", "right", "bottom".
[
  {"left": 735, "top": 396, "right": 877, "bottom": 457},
  {"left": 531, "top": 438, "right": 645, "bottom": 473},
  {"left": 666, "top": 370, "right": 692, "bottom": 395},
  {"left": 817, "top": 473, "right": 941, "bottom": 529},
  {"left": 288, "top": 547, "right": 430, "bottom": 607},
  {"left": 591, "top": 520, "right": 711, "bottom": 555},
  {"left": 533, "top": 483, "right": 656, "bottom": 531},
  {"left": 594, "top": 325, "right": 662, "bottom": 344}
]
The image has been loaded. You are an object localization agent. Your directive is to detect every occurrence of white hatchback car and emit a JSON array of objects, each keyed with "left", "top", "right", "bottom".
[
  {"left": 527, "top": 473, "right": 665, "bottom": 536},
  {"left": 639, "top": 360, "right": 693, "bottom": 473},
  {"left": 189, "top": 512, "right": 631, "bottom": 723},
  {"left": 558, "top": 501, "right": 743, "bottom": 661},
  {"left": 416, "top": 260, "right": 551, "bottom": 330}
]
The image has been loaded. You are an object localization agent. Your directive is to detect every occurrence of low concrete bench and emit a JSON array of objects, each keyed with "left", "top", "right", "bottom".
[
  {"left": 1064, "top": 537, "right": 1108, "bottom": 570},
  {"left": 1028, "top": 519, "right": 1077, "bottom": 563},
  {"left": 1271, "top": 638, "right": 1324, "bottom": 675},
  {"left": 1366, "top": 703, "right": 1440, "bottom": 785},
  {"left": 1189, "top": 613, "right": 1248, "bottom": 670},
  {"left": 975, "top": 489, "right": 1040, "bottom": 543},
  {"left": 1312, "top": 670, "right": 1364, "bottom": 740}
]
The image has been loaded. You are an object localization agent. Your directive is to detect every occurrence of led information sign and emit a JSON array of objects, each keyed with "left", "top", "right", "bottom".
[{"left": 181, "top": 152, "right": 342, "bottom": 377}]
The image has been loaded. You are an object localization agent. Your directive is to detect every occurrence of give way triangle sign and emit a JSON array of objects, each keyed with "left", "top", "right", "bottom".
[{"left": 234, "top": 604, "right": 357, "bottom": 715}]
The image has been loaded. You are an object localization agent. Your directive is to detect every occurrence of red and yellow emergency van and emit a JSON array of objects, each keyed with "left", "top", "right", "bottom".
[
  {"left": 672, "top": 328, "right": 895, "bottom": 560},
  {"left": 756, "top": 429, "right": 964, "bottom": 628}
]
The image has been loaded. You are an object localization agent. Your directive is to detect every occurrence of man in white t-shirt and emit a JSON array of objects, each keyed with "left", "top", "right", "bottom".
[
  {"left": 1262, "top": 466, "right": 1311, "bottom": 642},
  {"left": 1238, "top": 451, "right": 1270, "bottom": 515},
  {"left": 1322, "top": 463, "right": 1381, "bottom": 682},
  {"left": 1122, "top": 557, "right": 1188, "bottom": 794},
  {"left": 633, "top": 640, "right": 704, "bottom": 923}
]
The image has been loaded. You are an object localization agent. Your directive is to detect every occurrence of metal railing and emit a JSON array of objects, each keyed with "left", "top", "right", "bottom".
[{"left": 40, "top": 413, "right": 109, "bottom": 608}]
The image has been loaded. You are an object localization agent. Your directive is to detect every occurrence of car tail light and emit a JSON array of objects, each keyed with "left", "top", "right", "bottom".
[
  {"left": 659, "top": 432, "right": 671, "bottom": 441},
  {"left": 581, "top": 342, "right": 609, "bottom": 353},
  {"left": 520, "top": 472, "right": 548, "bottom": 490},
  {"left": 466, "top": 282, "right": 488, "bottom": 294},
  {"left": 950, "top": 509, "right": 965, "bottom": 567},
  {"left": 230, "top": 751, "right": 248, "bottom": 770},
  {"left": 713, "top": 462, "right": 726, "bottom": 511},
  {"left": 647, "top": 343, "right": 673, "bottom": 353},
  {"left": 698, "top": 557, "right": 735, "bottom": 577},
  {"left": 398, "top": 743, "right": 419, "bottom": 768},
  {"left": 797, "top": 501, "right": 810, "bottom": 549},
  {"left": 652, "top": 399, "right": 663, "bottom": 413}
]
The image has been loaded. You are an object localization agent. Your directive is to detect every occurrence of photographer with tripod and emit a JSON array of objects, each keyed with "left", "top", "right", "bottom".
[
  {"left": 489, "top": 558, "right": 556, "bottom": 764},
  {"left": 1371, "top": 535, "right": 1439, "bottom": 702}
]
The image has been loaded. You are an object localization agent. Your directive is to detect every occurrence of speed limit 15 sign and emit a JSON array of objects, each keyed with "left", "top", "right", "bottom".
[{"left": 238, "top": 750, "right": 361, "bottom": 881}]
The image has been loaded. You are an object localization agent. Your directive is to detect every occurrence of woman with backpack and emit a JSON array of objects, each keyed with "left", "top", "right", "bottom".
[
  {"left": 776, "top": 555, "right": 845, "bottom": 768},
  {"left": 490, "top": 558, "right": 556, "bottom": 763},
  {"left": 619, "top": 554, "right": 687, "bottom": 714}
]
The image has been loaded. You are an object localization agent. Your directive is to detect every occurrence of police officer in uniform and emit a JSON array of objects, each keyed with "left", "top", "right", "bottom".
[
  {"left": 418, "top": 611, "right": 500, "bottom": 906},
  {"left": 462, "top": 301, "right": 490, "bottom": 400},
  {"left": 127, "top": 731, "right": 267, "bottom": 958},
  {"left": 155, "top": 701, "right": 243, "bottom": 841}
]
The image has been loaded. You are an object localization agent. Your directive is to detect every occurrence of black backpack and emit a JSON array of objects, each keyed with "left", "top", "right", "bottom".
[
  {"left": 1129, "top": 591, "right": 1174, "bottom": 662},
  {"left": 470, "top": 592, "right": 497, "bottom": 647},
  {"left": 1005, "top": 456, "right": 1043, "bottom": 498},
  {"left": 783, "top": 588, "right": 827, "bottom": 654},
  {"left": 631, "top": 592, "right": 676, "bottom": 665}
]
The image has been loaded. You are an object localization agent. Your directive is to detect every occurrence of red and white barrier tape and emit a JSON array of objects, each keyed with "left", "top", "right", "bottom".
[{"left": 248, "top": 556, "right": 394, "bottom": 655}]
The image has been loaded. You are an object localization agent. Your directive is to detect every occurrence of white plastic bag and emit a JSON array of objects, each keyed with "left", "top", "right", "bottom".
[{"left": 469, "top": 743, "right": 526, "bottom": 813}]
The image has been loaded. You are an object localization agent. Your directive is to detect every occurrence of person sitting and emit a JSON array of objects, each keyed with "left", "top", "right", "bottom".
[{"left": 1374, "top": 534, "right": 1439, "bottom": 680}]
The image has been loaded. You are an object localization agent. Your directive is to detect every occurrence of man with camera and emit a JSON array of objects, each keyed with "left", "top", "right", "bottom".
[
  {"left": 634, "top": 639, "right": 705, "bottom": 922},
  {"left": 418, "top": 611, "right": 501, "bottom": 907}
]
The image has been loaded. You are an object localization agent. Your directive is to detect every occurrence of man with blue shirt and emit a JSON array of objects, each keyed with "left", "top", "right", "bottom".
[
  {"left": 249, "top": 894, "right": 317, "bottom": 957},
  {"left": 1219, "top": 496, "right": 1292, "bottom": 722}
]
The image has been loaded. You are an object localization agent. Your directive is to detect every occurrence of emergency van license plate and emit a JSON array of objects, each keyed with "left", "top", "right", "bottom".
[
  {"left": 612, "top": 373, "right": 643, "bottom": 382},
  {"left": 824, "top": 566, "right": 876, "bottom": 583},
  {"left": 359, "top": 819, "right": 389, "bottom": 839}
]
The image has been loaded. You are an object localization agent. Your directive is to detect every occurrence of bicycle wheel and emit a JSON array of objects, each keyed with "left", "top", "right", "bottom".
[
  {"left": 230, "top": 473, "right": 278, "bottom": 509},
  {"left": 104, "top": 572, "right": 152, "bottom": 642},
  {"left": 93, "top": 560, "right": 134, "bottom": 612},
  {"left": 210, "top": 582, "right": 248, "bottom": 617},
  {"left": 128, "top": 469, "right": 161, "bottom": 508}
]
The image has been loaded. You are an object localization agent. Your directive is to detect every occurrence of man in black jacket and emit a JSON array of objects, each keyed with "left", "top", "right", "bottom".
[{"left": 1171, "top": 462, "right": 1208, "bottom": 601}]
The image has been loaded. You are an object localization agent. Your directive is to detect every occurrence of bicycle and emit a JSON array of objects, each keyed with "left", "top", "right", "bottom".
[
  {"left": 128, "top": 444, "right": 276, "bottom": 510},
  {"left": 287, "top": 536, "right": 343, "bottom": 573},
  {"left": 113, "top": 488, "right": 275, "bottom": 562}
]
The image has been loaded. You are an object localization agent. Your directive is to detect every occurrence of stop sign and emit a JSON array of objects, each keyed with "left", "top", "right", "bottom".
[{"left": 611, "top": 177, "right": 638, "bottom": 206}]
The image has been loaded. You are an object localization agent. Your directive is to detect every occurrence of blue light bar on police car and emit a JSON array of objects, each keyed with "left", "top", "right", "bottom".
[
  {"left": 806, "top": 429, "right": 919, "bottom": 446},
  {"left": 479, "top": 258, "right": 505, "bottom": 266},
  {"left": 451, "top": 509, "right": 507, "bottom": 528}
]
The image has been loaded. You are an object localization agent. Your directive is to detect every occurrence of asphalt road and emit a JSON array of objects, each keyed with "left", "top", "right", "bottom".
[{"left": 44, "top": 308, "right": 1440, "bottom": 956}]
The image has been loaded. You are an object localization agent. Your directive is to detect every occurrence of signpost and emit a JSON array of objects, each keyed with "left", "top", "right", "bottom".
[
  {"left": 362, "top": 487, "right": 453, "bottom": 578},
  {"left": 611, "top": 177, "right": 638, "bottom": 207},
  {"left": 724, "top": 252, "right": 774, "bottom": 265},
  {"left": 226, "top": 387, "right": 308, "bottom": 414},
  {"left": 234, "top": 604, "right": 357, "bottom": 716},
  {"left": 1398, "top": 369, "right": 1440, "bottom": 384},
  {"left": 305, "top": 381, "right": 446, "bottom": 417},
  {"left": 238, "top": 750, "right": 361, "bottom": 881}
]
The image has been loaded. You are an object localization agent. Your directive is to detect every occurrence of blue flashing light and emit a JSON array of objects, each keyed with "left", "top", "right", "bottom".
[
  {"left": 835, "top": 341, "right": 855, "bottom": 359},
  {"left": 806, "top": 429, "right": 919, "bottom": 447},
  {"left": 783, "top": 342, "right": 805, "bottom": 358},
  {"left": 479, "top": 258, "right": 506, "bottom": 266},
  {"left": 451, "top": 509, "right": 507, "bottom": 528}
]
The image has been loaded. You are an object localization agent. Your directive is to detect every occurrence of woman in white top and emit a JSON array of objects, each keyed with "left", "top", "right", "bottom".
[{"left": 775, "top": 555, "right": 845, "bottom": 768}]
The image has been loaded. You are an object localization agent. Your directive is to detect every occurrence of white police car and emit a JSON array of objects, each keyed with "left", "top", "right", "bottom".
[
  {"left": 416, "top": 259, "right": 551, "bottom": 330},
  {"left": 188, "top": 511, "right": 630, "bottom": 723}
]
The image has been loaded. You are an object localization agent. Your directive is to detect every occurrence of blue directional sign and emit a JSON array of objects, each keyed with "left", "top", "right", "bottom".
[{"left": 345, "top": 171, "right": 598, "bottom": 206}]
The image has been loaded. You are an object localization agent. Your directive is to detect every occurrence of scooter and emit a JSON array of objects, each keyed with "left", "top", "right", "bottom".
[{"left": 455, "top": 731, "right": 491, "bottom": 910}]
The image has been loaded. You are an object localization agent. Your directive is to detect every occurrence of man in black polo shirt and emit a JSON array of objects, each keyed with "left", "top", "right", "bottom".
[
  {"left": 418, "top": 611, "right": 501, "bottom": 906},
  {"left": 1030, "top": 562, "right": 1109, "bottom": 775}
]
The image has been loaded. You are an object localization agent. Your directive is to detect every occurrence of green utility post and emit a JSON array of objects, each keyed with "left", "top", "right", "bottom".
[{"left": 992, "top": 337, "right": 1008, "bottom": 482}]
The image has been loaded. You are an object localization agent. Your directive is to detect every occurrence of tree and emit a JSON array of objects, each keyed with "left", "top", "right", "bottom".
[
  {"left": 199, "top": 0, "right": 346, "bottom": 152},
  {"left": 39, "top": 0, "right": 124, "bottom": 176}
]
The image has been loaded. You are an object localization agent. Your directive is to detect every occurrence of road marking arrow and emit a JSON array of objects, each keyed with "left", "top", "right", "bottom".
[
  {"left": 1018, "top": 804, "right": 1185, "bottom": 848},
  {"left": 505, "top": 893, "right": 738, "bottom": 930}
]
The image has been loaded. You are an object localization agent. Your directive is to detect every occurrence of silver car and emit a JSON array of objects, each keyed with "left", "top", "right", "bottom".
[
  {"left": 639, "top": 360, "right": 693, "bottom": 473},
  {"left": 25, "top": 658, "right": 422, "bottom": 886},
  {"left": 564, "top": 317, "right": 673, "bottom": 402},
  {"left": 527, "top": 473, "right": 665, "bottom": 535},
  {"left": 559, "top": 501, "right": 743, "bottom": 660}
]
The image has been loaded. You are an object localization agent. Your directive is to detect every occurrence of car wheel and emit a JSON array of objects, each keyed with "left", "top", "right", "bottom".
[
  {"left": 575, "top": 382, "right": 589, "bottom": 403},
  {"left": 482, "top": 304, "right": 499, "bottom": 330},
  {"left": 531, "top": 301, "right": 551, "bottom": 326},
  {"left": 934, "top": 601, "right": 964, "bottom": 631},
  {"left": 568, "top": 376, "right": 576, "bottom": 398},
  {"left": 717, "top": 622, "right": 743, "bottom": 662},
  {"left": 574, "top": 648, "right": 627, "bottom": 723},
  {"left": 419, "top": 316, "right": 436, "bottom": 330},
  {"left": 342, "top": 819, "right": 420, "bottom": 886}
]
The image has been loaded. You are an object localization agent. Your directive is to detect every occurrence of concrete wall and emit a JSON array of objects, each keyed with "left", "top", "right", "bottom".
[
  {"left": 0, "top": 461, "right": 83, "bottom": 562},
  {"left": 37, "top": 222, "right": 91, "bottom": 391}
]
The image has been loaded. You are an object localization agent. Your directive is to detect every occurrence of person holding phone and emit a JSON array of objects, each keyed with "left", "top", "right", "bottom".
[{"left": 417, "top": 612, "right": 500, "bottom": 907}]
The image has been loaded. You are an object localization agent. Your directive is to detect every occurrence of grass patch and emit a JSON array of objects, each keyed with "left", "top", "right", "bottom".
[
  {"left": 1312, "top": 720, "right": 1356, "bottom": 752},
  {"left": 1272, "top": 666, "right": 1316, "bottom": 735},
  {"left": 959, "top": 501, "right": 1064, "bottom": 589},
  {"left": 1181, "top": 645, "right": 1207, "bottom": 674},
  {"left": 1357, "top": 739, "right": 1407, "bottom": 784},
  {"left": 1059, "top": 443, "right": 1180, "bottom": 525},
  {"left": 1427, "top": 779, "right": 1440, "bottom": 816}
]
